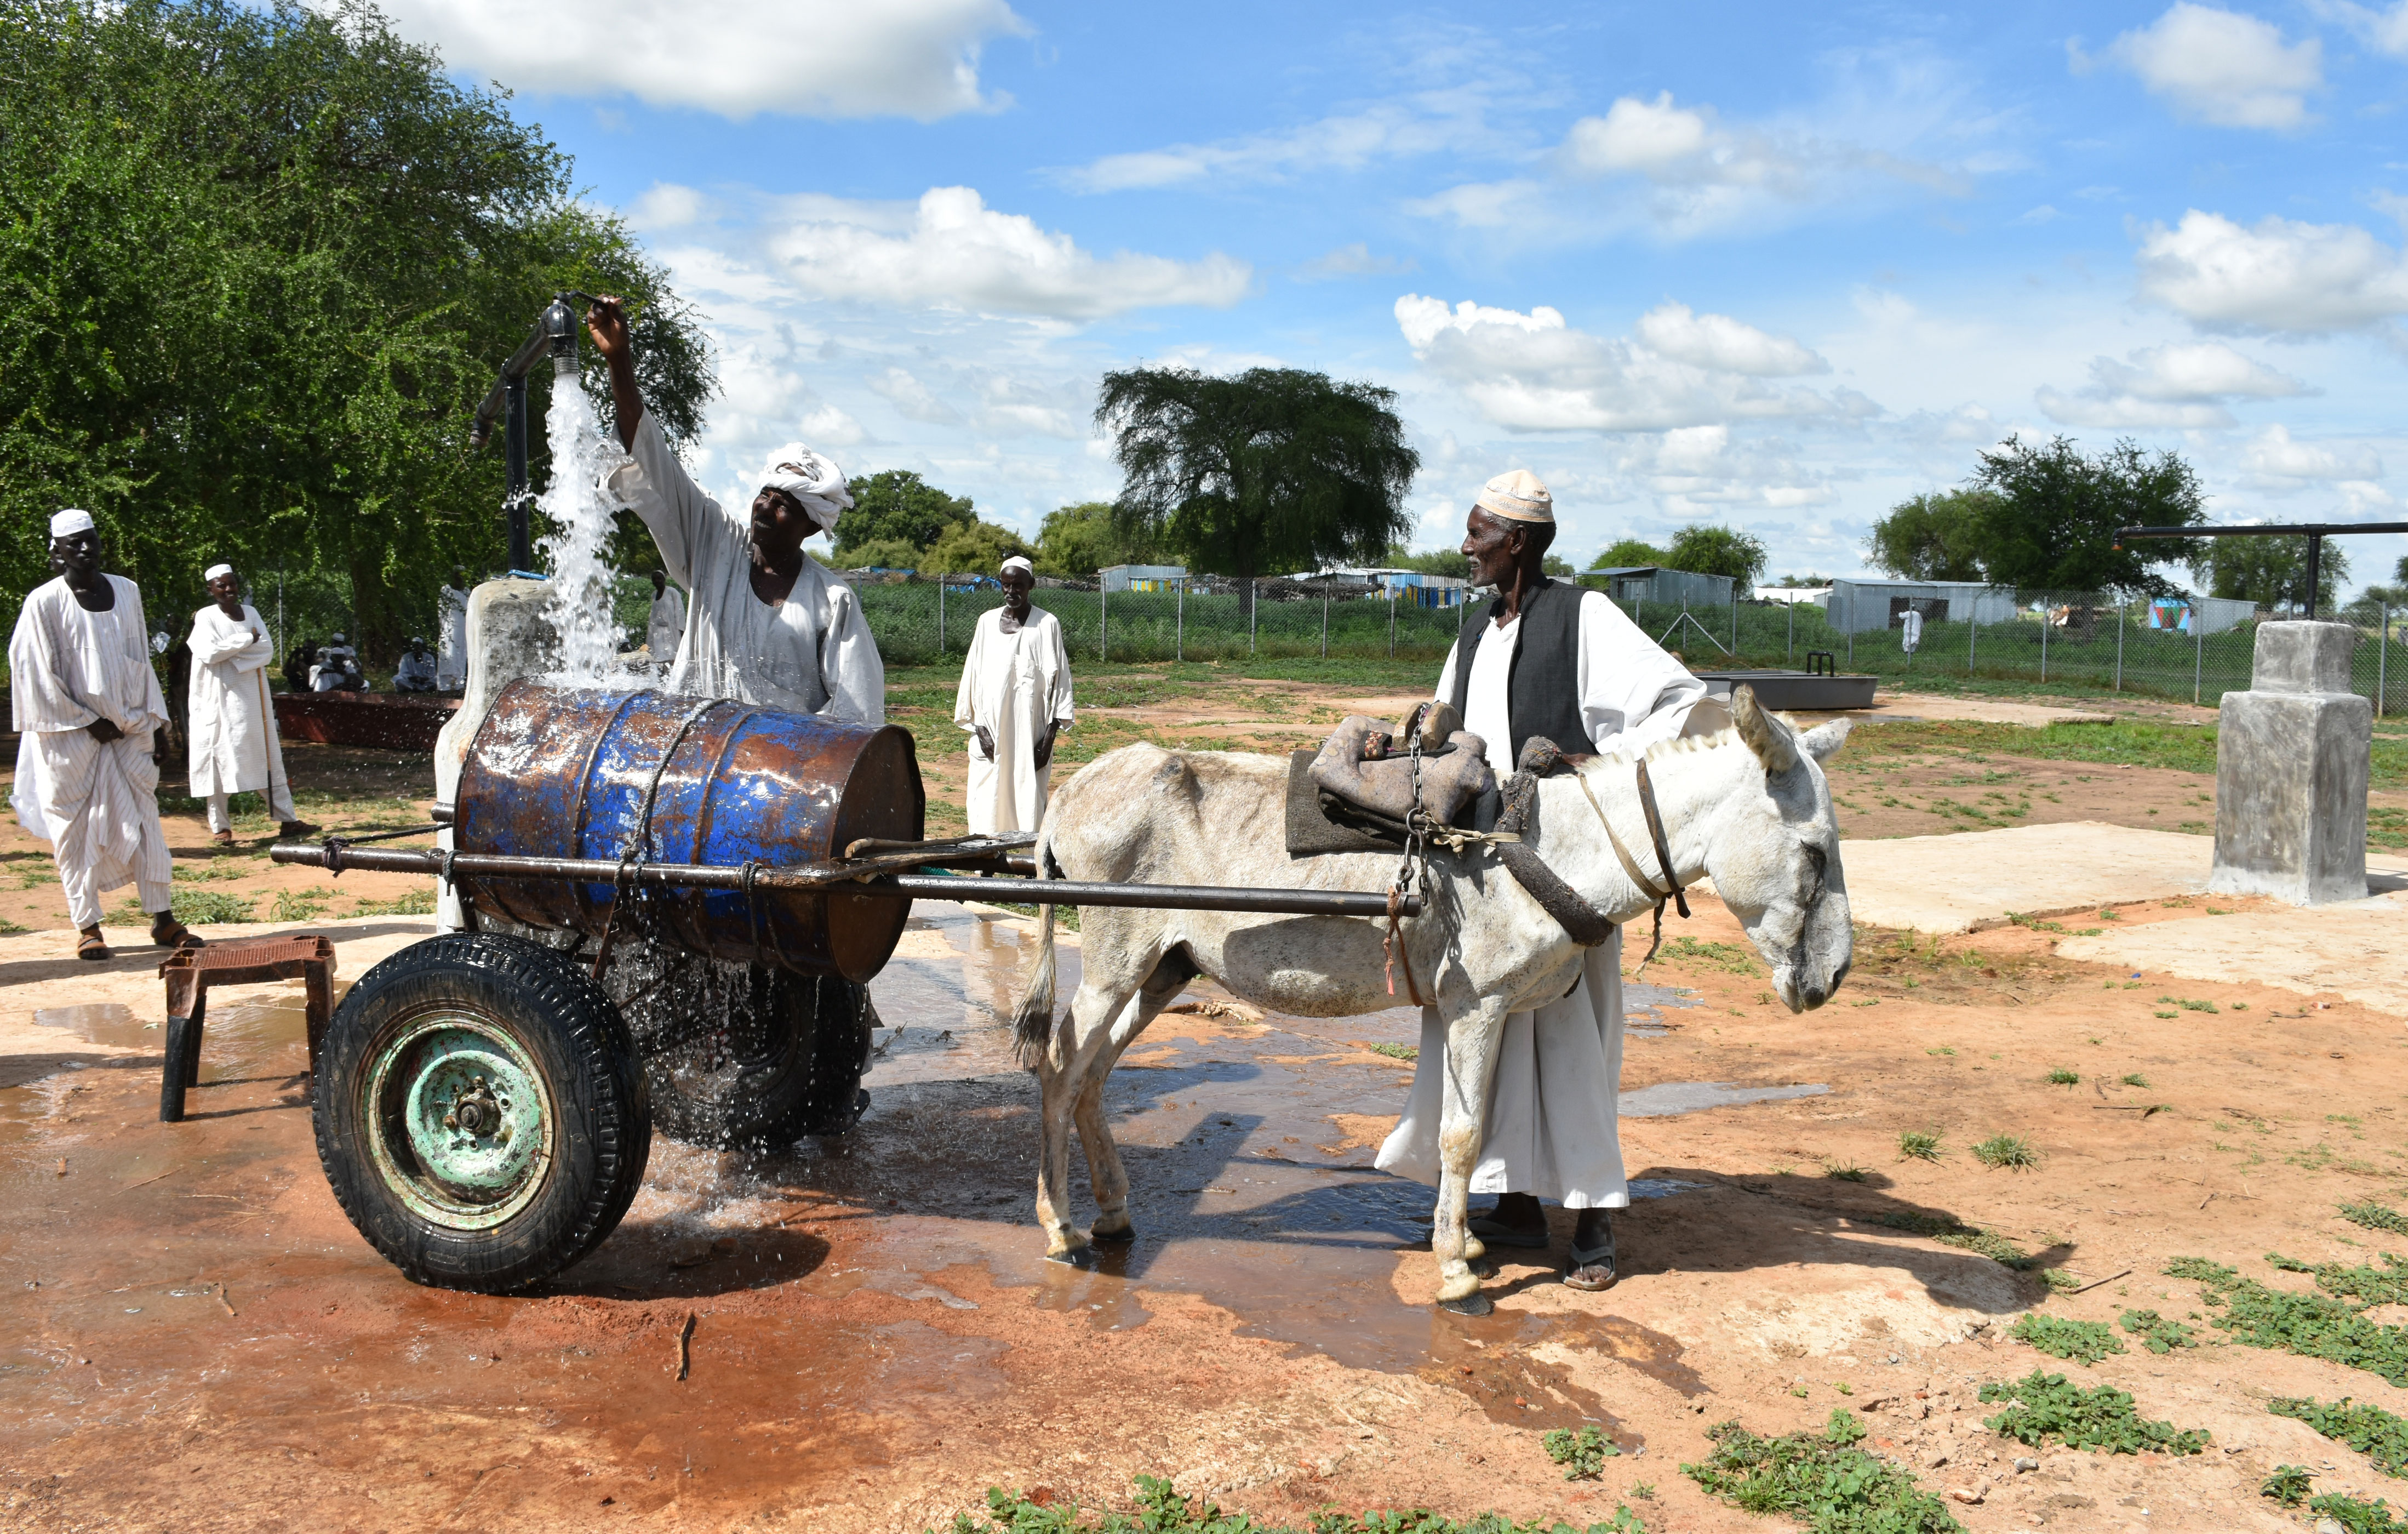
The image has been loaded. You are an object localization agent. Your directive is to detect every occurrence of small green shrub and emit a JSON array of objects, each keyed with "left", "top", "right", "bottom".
[
  {"left": 1973, "top": 1134, "right": 2039, "bottom": 1170},
  {"left": 351, "top": 888, "right": 435, "bottom": 917},
  {"left": 119, "top": 889, "right": 257, "bottom": 925},
  {"left": 1543, "top": 1423, "right": 1621, "bottom": 1480},
  {"left": 271, "top": 888, "right": 330, "bottom": 922},
  {"left": 1365, "top": 1042, "right": 1417, "bottom": 1060},
  {"left": 2010, "top": 1314, "right": 2124, "bottom": 1364},
  {"left": 2161, "top": 1258, "right": 2408, "bottom": 1388},
  {"left": 1825, "top": 1162, "right": 1869, "bottom": 1182},
  {"left": 1898, "top": 1130, "right": 1943, "bottom": 1162},
  {"left": 2268, "top": 1252, "right": 2408, "bottom": 1308},
  {"left": 936, "top": 1477, "right": 1651, "bottom": 1534},
  {"left": 2045, "top": 1067, "right": 2080, "bottom": 1086},
  {"left": 2119, "top": 1073, "right": 2149, "bottom": 1088},
  {"left": 1881, "top": 1211, "right": 2031, "bottom": 1267},
  {"left": 2269, "top": 1398, "right": 2408, "bottom": 1478},
  {"left": 2308, "top": 1492, "right": 2408, "bottom": 1532},
  {"left": 2342, "top": 1201, "right": 2408, "bottom": 1237},
  {"left": 1978, "top": 1371, "right": 2210, "bottom": 1456},
  {"left": 2262, "top": 1465, "right": 2314, "bottom": 1506},
  {"left": 2119, "top": 1309, "right": 2195, "bottom": 1354},
  {"left": 1681, "top": 1410, "right": 1962, "bottom": 1534}
]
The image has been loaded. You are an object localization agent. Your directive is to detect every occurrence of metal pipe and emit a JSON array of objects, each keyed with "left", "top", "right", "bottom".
[
  {"left": 471, "top": 294, "right": 584, "bottom": 573},
  {"left": 268, "top": 842, "right": 1421, "bottom": 916}
]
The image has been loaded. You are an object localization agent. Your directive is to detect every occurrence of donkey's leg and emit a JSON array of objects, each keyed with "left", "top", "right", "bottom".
[
  {"left": 1432, "top": 995, "right": 1513, "bottom": 1311},
  {"left": 1079, "top": 945, "right": 1194, "bottom": 1242},
  {"left": 1034, "top": 976, "right": 1140, "bottom": 1262}
]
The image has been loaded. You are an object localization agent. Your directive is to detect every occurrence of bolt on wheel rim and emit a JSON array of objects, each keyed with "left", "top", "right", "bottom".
[{"left": 365, "top": 1012, "right": 554, "bottom": 1230}]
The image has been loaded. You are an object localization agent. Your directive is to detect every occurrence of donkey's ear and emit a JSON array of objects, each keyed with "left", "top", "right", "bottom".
[
  {"left": 1800, "top": 718, "right": 1854, "bottom": 764},
  {"left": 1731, "top": 685, "right": 1799, "bottom": 775}
]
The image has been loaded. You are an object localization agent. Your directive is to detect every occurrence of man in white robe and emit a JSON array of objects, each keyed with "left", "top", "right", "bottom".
[
  {"left": 186, "top": 563, "right": 316, "bottom": 845},
  {"left": 1376, "top": 470, "right": 1706, "bottom": 1290},
  {"left": 647, "top": 569, "right": 687, "bottom": 681},
  {"left": 393, "top": 637, "right": 438, "bottom": 692},
  {"left": 586, "top": 297, "right": 884, "bottom": 722},
  {"left": 437, "top": 567, "right": 470, "bottom": 689},
  {"left": 9, "top": 510, "right": 201, "bottom": 959},
  {"left": 312, "top": 633, "right": 362, "bottom": 692},
  {"left": 954, "top": 556, "right": 1073, "bottom": 834}
]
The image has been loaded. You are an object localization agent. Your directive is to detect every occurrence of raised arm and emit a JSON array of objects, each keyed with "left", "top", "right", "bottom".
[
  {"left": 590, "top": 296, "right": 709, "bottom": 589},
  {"left": 586, "top": 296, "right": 644, "bottom": 452}
]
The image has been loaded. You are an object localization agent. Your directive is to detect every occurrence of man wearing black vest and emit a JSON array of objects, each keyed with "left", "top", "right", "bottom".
[{"left": 1375, "top": 469, "right": 1707, "bottom": 1289}]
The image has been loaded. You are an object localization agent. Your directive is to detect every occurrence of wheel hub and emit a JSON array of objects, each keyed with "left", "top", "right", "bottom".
[{"left": 367, "top": 1016, "right": 554, "bottom": 1229}]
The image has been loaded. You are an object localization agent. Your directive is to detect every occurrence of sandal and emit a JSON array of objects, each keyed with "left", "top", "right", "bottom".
[
  {"left": 1563, "top": 1218, "right": 1617, "bottom": 1292},
  {"left": 76, "top": 927, "right": 111, "bottom": 962},
  {"left": 210, "top": 829, "right": 235, "bottom": 847},
  {"left": 150, "top": 917, "right": 204, "bottom": 950}
]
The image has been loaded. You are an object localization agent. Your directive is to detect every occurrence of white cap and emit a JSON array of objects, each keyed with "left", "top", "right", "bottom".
[
  {"left": 1000, "top": 555, "right": 1034, "bottom": 576},
  {"left": 204, "top": 563, "right": 235, "bottom": 583},
  {"left": 50, "top": 509, "right": 95, "bottom": 539},
  {"left": 1473, "top": 469, "right": 1553, "bottom": 523}
]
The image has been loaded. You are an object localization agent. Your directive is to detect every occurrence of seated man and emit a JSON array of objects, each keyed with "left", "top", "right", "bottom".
[
  {"left": 311, "top": 633, "right": 363, "bottom": 693},
  {"left": 393, "top": 636, "right": 439, "bottom": 692}
]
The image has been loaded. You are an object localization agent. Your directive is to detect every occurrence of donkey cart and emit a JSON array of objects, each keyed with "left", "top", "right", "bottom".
[{"left": 271, "top": 678, "right": 1420, "bottom": 1293}]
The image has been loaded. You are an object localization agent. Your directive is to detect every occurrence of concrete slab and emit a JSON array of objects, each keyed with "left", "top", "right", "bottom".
[
  {"left": 1798, "top": 692, "right": 2121, "bottom": 728},
  {"left": 2057, "top": 891, "right": 2408, "bottom": 1018}
]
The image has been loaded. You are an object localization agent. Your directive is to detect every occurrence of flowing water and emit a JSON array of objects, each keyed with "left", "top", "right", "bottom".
[{"left": 535, "top": 380, "right": 644, "bottom": 687}]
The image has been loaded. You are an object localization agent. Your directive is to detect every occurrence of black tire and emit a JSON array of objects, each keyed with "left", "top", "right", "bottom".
[
  {"left": 313, "top": 933, "right": 651, "bottom": 1293},
  {"left": 607, "top": 944, "right": 875, "bottom": 1149}
]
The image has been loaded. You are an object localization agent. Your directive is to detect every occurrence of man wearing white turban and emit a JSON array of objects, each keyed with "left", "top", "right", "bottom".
[
  {"left": 9, "top": 511, "right": 201, "bottom": 959},
  {"left": 584, "top": 297, "right": 883, "bottom": 723},
  {"left": 185, "top": 563, "right": 316, "bottom": 845},
  {"left": 953, "top": 555, "right": 1074, "bottom": 835},
  {"left": 1376, "top": 470, "right": 1708, "bottom": 1291}
]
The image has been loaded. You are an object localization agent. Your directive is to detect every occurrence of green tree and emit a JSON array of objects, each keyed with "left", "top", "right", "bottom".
[
  {"left": 1967, "top": 435, "right": 2203, "bottom": 593},
  {"left": 1095, "top": 366, "right": 1420, "bottom": 619},
  {"left": 1865, "top": 491, "right": 1993, "bottom": 582},
  {"left": 1590, "top": 538, "right": 1670, "bottom": 571},
  {"left": 1038, "top": 500, "right": 1162, "bottom": 578},
  {"left": 0, "top": 0, "right": 714, "bottom": 663},
  {"left": 2190, "top": 534, "right": 2350, "bottom": 614},
  {"left": 922, "top": 520, "right": 1034, "bottom": 577},
  {"left": 1383, "top": 546, "right": 1473, "bottom": 579},
  {"left": 837, "top": 537, "right": 924, "bottom": 572},
  {"left": 836, "top": 469, "right": 975, "bottom": 555},
  {"left": 1666, "top": 524, "right": 1769, "bottom": 585}
]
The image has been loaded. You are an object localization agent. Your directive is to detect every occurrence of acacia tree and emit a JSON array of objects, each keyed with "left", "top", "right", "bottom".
[
  {"left": 1864, "top": 491, "right": 1994, "bottom": 582},
  {"left": 1665, "top": 524, "right": 1768, "bottom": 585},
  {"left": 0, "top": 0, "right": 714, "bottom": 661},
  {"left": 2192, "top": 534, "right": 2349, "bottom": 614},
  {"left": 1967, "top": 435, "right": 2203, "bottom": 593},
  {"left": 1094, "top": 367, "right": 1419, "bottom": 619}
]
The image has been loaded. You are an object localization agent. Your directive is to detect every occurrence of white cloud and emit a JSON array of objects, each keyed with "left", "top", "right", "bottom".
[
  {"left": 1395, "top": 294, "right": 1869, "bottom": 433},
  {"left": 2015, "top": 204, "right": 2064, "bottom": 225},
  {"left": 2035, "top": 340, "right": 2308, "bottom": 427},
  {"left": 630, "top": 183, "right": 714, "bottom": 231},
  {"left": 1296, "top": 243, "right": 1415, "bottom": 281},
  {"left": 1634, "top": 302, "right": 1829, "bottom": 377},
  {"left": 865, "top": 367, "right": 963, "bottom": 426},
  {"left": 762, "top": 187, "right": 1252, "bottom": 320},
  {"left": 369, "top": 0, "right": 1028, "bottom": 121},
  {"left": 2135, "top": 209, "right": 2408, "bottom": 333},
  {"left": 798, "top": 404, "right": 867, "bottom": 449},
  {"left": 2310, "top": 0, "right": 2408, "bottom": 58},
  {"left": 1564, "top": 93, "right": 1715, "bottom": 177},
  {"left": 2100, "top": 4, "right": 2323, "bottom": 129},
  {"left": 1055, "top": 87, "right": 1510, "bottom": 193},
  {"left": 2240, "top": 423, "right": 2383, "bottom": 480}
]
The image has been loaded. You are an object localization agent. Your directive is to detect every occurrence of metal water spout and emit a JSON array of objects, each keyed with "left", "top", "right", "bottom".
[{"left": 470, "top": 293, "right": 587, "bottom": 573}]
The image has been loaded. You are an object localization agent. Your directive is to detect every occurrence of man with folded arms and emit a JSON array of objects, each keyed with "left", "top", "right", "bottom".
[{"left": 186, "top": 562, "right": 317, "bottom": 846}]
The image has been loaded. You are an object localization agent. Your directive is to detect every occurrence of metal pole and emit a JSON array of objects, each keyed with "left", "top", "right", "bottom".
[
  {"left": 2304, "top": 533, "right": 2323, "bottom": 620},
  {"left": 2040, "top": 596, "right": 2049, "bottom": 682},
  {"left": 2115, "top": 590, "right": 2124, "bottom": 692},
  {"left": 1731, "top": 590, "right": 1738, "bottom": 655},
  {"left": 276, "top": 568, "right": 285, "bottom": 665},
  {"left": 1176, "top": 577, "right": 1183, "bottom": 663},
  {"left": 1250, "top": 578, "right": 1257, "bottom": 656},
  {"left": 1388, "top": 582, "right": 1397, "bottom": 659},
  {"left": 1100, "top": 579, "right": 1108, "bottom": 662},
  {"left": 1787, "top": 599, "right": 1794, "bottom": 664},
  {"left": 937, "top": 574, "right": 945, "bottom": 656},
  {"left": 2194, "top": 610, "right": 2203, "bottom": 705},
  {"left": 1321, "top": 575, "right": 1329, "bottom": 659},
  {"left": 2380, "top": 599, "right": 2388, "bottom": 719},
  {"left": 1967, "top": 598, "right": 1977, "bottom": 675}
]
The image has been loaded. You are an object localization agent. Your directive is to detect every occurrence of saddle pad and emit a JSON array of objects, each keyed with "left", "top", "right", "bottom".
[{"left": 1284, "top": 750, "right": 1403, "bottom": 857}]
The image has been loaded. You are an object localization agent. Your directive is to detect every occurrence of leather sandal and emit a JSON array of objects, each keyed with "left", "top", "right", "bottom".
[
  {"left": 1563, "top": 1217, "right": 1617, "bottom": 1292},
  {"left": 210, "top": 829, "right": 235, "bottom": 846},
  {"left": 76, "top": 926, "right": 111, "bottom": 962},
  {"left": 150, "top": 916, "right": 204, "bottom": 950}
]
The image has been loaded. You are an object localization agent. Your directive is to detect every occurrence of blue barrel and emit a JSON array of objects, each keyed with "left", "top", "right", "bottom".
[{"left": 455, "top": 678, "right": 924, "bottom": 981}]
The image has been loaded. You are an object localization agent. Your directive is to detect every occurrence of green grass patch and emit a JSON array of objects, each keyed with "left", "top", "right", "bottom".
[
  {"left": 1880, "top": 1211, "right": 2037, "bottom": 1268},
  {"left": 1656, "top": 936, "right": 1758, "bottom": 974},
  {"left": 2044, "top": 1067, "right": 2080, "bottom": 1086},
  {"left": 1898, "top": 1130, "right": 1943, "bottom": 1162},
  {"left": 2264, "top": 1465, "right": 2314, "bottom": 1506},
  {"left": 270, "top": 888, "right": 331, "bottom": 922},
  {"left": 1978, "top": 1371, "right": 2210, "bottom": 1456},
  {"left": 349, "top": 888, "right": 435, "bottom": 917},
  {"left": 1543, "top": 1423, "right": 1621, "bottom": 1480},
  {"left": 1681, "top": 1409, "right": 1963, "bottom": 1534},
  {"left": 1972, "top": 1134, "right": 2039, "bottom": 1170},
  {"left": 2009, "top": 1314, "right": 2124, "bottom": 1364},
  {"left": 2309, "top": 1492, "right": 2408, "bottom": 1532},
  {"left": 2164, "top": 1256, "right": 2408, "bottom": 1387},
  {"left": 2268, "top": 1251, "right": 2408, "bottom": 1307},
  {"left": 2119, "top": 1309, "right": 2195, "bottom": 1354},
  {"left": 118, "top": 888, "right": 256, "bottom": 925},
  {"left": 2269, "top": 1397, "right": 2408, "bottom": 1478},
  {"left": 2343, "top": 1201, "right": 2408, "bottom": 1236},
  {"left": 1824, "top": 1162, "right": 1869, "bottom": 1182},
  {"left": 934, "top": 1476, "right": 1650, "bottom": 1533},
  {"left": 1365, "top": 1042, "right": 1417, "bottom": 1061}
]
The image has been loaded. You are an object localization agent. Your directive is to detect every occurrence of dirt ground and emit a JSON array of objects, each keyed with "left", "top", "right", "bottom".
[{"left": 5, "top": 682, "right": 2408, "bottom": 1532}]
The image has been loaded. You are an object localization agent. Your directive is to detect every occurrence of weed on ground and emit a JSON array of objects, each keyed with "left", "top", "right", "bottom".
[
  {"left": 2270, "top": 1252, "right": 2408, "bottom": 1308},
  {"left": 2269, "top": 1398, "right": 2408, "bottom": 1478},
  {"left": 1898, "top": 1131, "right": 1943, "bottom": 1162},
  {"left": 1972, "top": 1134, "right": 2039, "bottom": 1170},
  {"left": 1880, "top": 1211, "right": 2044, "bottom": 1270},
  {"left": 2163, "top": 1257, "right": 2408, "bottom": 1387},
  {"left": 2118, "top": 1309, "right": 2197, "bottom": 1354},
  {"left": 1978, "top": 1371, "right": 2211, "bottom": 1455},
  {"left": 1655, "top": 936, "right": 1758, "bottom": 974},
  {"left": 347, "top": 888, "right": 434, "bottom": 917},
  {"left": 2009, "top": 1315, "right": 2124, "bottom": 1365},
  {"left": 2263, "top": 1465, "right": 2314, "bottom": 1506},
  {"left": 935, "top": 1478, "right": 1651, "bottom": 1533},
  {"left": 1681, "top": 1409, "right": 1963, "bottom": 1534},
  {"left": 2343, "top": 1201, "right": 2408, "bottom": 1237},
  {"left": 1365, "top": 1042, "right": 1418, "bottom": 1061},
  {"left": 117, "top": 889, "right": 256, "bottom": 925},
  {"left": 2308, "top": 1492, "right": 2408, "bottom": 1532},
  {"left": 1543, "top": 1424, "right": 1621, "bottom": 1480}
]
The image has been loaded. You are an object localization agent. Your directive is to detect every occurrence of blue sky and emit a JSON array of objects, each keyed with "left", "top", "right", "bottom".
[{"left": 385, "top": 0, "right": 2408, "bottom": 588}]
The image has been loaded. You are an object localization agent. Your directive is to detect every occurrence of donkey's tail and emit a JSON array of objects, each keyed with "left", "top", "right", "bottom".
[{"left": 1009, "top": 831, "right": 1060, "bottom": 1070}]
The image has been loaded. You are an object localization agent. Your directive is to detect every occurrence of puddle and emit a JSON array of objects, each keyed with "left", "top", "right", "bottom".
[
  {"left": 33, "top": 997, "right": 309, "bottom": 1087},
  {"left": 1617, "top": 1081, "right": 1830, "bottom": 1117}
]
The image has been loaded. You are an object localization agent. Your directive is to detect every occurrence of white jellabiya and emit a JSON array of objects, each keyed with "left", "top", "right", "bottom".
[{"left": 1010, "top": 686, "right": 1854, "bottom": 1310}]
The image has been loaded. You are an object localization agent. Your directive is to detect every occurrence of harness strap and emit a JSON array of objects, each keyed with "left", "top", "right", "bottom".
[
  {"left": 1382, "top": 883, "right": 1429, "bottom": 1006},
  {"left": 1635, "top": 758, "right": 1691, "bottom": 920}
]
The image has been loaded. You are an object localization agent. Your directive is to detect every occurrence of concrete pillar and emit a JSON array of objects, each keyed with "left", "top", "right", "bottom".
[
  {"left": 2209, "top": 620, "right": 2370, "bottom": 905},
  {"left": 433, "top": 579, "right": 561, "bottom": 932}
]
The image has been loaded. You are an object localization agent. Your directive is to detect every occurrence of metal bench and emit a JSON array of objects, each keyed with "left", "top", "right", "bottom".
[{"left": 158, "top": 934, "right": 336, "bottom": 1123}]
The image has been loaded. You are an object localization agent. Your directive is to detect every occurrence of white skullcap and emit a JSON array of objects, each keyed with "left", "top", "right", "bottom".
[
  {"left": 1000, "top": 555, "right": 1034, "bottom": 576},
  {"left": 50, "top": 509, "right": 95, "bottom": 539},
  {"left": 758, "top": 442, "right": 853, "bottom": 534},
  {"left": 1474, "top": 469, "right": 1553, "bottom": 523},
  {"left": 204, "top": 563, "right": 235, "bottom": 582}
]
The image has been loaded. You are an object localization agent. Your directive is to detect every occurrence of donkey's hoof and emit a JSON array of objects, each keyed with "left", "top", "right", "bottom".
[
  {"left": 1089, "top": 1222, "right": 1137, "bottom": 1245},
  {"left": 1437, "top": 1292, "right": 1495, "bottom": 1317},
  {"left": 1462, "top": 1234, "right": 1488, "bottom": 1263},
  {"left": 1044, "top": 1244, "right": 1097, "bottom": 1269}
]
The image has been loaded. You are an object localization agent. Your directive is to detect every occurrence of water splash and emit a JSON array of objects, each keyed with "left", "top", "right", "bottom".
[{"left": 535, "top": 381, "right": 643, "bottom": 686}]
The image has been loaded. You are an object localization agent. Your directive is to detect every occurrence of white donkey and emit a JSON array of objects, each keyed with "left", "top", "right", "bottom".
[{"left": 1010, "top": 686, "right": 1853, "bottom": 1311}]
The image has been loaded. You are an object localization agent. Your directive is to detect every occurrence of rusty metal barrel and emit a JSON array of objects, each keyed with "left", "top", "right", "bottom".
[{"left": 454, "top": 678, "right": 924, "bottom": 982}]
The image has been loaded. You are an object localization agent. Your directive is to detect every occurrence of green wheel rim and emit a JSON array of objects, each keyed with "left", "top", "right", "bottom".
[{"left": 365, "top": 1011, "right": 556, "bottom": 1230}]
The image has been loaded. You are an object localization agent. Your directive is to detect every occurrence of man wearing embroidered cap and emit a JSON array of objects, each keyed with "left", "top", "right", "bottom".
[
  {"left": 186, "top": 563, "right": 317, "bottom": 846},
  {"left": 953, "top": 555, "right": 1074, "bottom": 835},
  {"left": 585, "top": 296, "right": 884, "bottom": 722},
  {"left": 1376, "top": 469, "right": 1707, "bottom": 1291},
  {"left": 9, "top": 511, "right": 202, "bottom": 959}
]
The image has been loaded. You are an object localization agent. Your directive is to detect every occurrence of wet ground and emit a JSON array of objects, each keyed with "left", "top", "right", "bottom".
[{"left": 5, "top": 893, "right": 2408, "bottom": 1532}]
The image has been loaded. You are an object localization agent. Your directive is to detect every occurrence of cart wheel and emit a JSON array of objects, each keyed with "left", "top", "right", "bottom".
[
  {"left": 620, "top": 961, "right": 873, "bottom": 1149},
  {"left": 313, "top": 933, "right": 650, "bottom": 1292}
]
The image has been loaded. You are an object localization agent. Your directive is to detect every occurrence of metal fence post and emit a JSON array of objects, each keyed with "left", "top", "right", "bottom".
[
  {"left": 1176, "top": 577, "right": 1184, "bottom": 663},
  {"left": 2194, "top": 613, "right": 2203, "bottom": 705},
  {"left": 1100, "top": 579, "right": 1108, "bottom": 662},
  {"left": 2380, "top": 600, "right": 2389, "bottom": 719},
  {"left": 1730, "top": 591, "right": 1739, "bottom": 655},
  {"left": 2114, "top": 591, "right": 2124, "bottom": 692},
  {"left": 1320, "top": 575, "right": 1330, "bottom": 659},
  {"left": 1967, "top": 599, "right": 1977, "bottom": 675},
  {"left": 1787, "top": 599, "right": 1794, "bottom": 664},
  {"left": 1388, "top": 583, "right": 1397, "bottom": 659},
  {"left": 2039, "top": 596, "right": 2049, "bottom": 682},
  {"left": 1249, "top": 578, "right": 1257, "bottom": 657},
  {"left": 937, "top": 574, "right": 945, "bottom": 657}
]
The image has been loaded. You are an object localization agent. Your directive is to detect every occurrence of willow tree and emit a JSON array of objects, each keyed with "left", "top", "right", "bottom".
[
  {"left": 0, "top": 0, "right": 714, "bottom": 661},
  {"left": 1094, "top": 367, "right": 1419, "bottom": 618}
]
